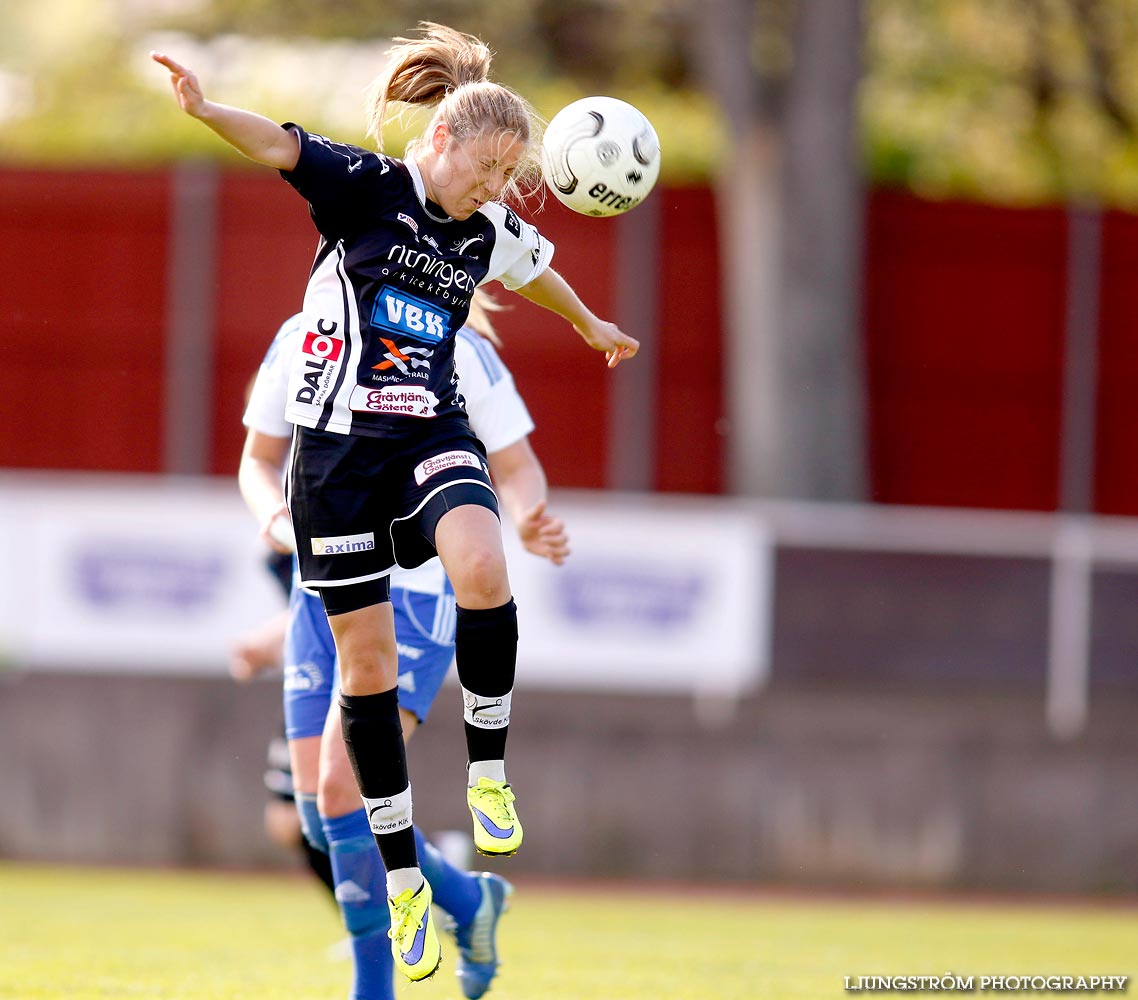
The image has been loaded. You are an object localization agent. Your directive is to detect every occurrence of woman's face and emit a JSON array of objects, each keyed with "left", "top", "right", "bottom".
[{"left": 422, "top": 125, "right": 525, "bottom": 220}]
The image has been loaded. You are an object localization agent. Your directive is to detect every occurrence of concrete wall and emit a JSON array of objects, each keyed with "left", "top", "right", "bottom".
[{"left": 3, "top": 670, "right": 1134, "bottom": 894}]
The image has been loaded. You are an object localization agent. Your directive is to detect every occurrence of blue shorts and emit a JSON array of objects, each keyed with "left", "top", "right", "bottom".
[{"left": 283, "top": 583, "right": 457, "bottom": 740}]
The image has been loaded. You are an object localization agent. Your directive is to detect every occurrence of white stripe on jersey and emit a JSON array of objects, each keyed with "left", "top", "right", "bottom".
[
  {"left": 244, "top": 314, "right": 303, "bottom": 437},
  {"left": 285, "top": 242, "right": 368, "bottom": 435},
  {"left": 396, "top": 580, "right": 457, "bottom": 644},
  {"left": 323, "top": 243, "right": 367, "bottom": 432},
  {"left": 431, "top": 596, "right": 456, "bottom": 645},
  {"left": 456, "top": 327, "right": 506, "bottom": 385}
]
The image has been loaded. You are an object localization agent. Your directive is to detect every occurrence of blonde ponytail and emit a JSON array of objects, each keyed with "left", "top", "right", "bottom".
[
  {"left": 364, "top": 22, "right": 544, "bottom": 199},
  {"left": 366, "top": 22, "right": 492, "bottom": 146},
  {"left": 464, "top": 289, "right": 505, "bottom": 349}
]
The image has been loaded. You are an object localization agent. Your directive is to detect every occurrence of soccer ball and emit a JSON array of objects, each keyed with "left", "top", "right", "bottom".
[{"left": 541, "top": 96, "right": 661, "bottom": 217}]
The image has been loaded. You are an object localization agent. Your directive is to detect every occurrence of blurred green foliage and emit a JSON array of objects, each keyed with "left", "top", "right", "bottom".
[
  {"left": 2, "top": 0, "right": 1138, "bottom": 205},
  {"left": 864, "top": 0, "right": 1138, "bottom": 207},
  {"left": 0, "top": 0, "right": 721, "bottom": 181}
]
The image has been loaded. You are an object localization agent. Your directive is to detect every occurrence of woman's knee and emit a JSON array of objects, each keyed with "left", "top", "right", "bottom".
[
  {"left": 449, "top": 546, "right": 510, "bottom": 605},
  {"left": 326, "top": 604, "right": 399, "bottom": 692},
  {"left": 317, "top": 743, "right": 361, "bottom": 816},
  {"left": 289, "top": 735, "right": 323, "bottom": 795},
  {"left": 454, "top": 543, "right": 507, "bottom": 586}
]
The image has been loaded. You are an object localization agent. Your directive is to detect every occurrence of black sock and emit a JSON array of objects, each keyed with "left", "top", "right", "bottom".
[
  {"left": 455, "top": 599, "right": 518, "bottom": 763},
  {"left": 339, "top": 688, "right": 418, "bottom": 873},
  {"left": 300, "top": 837, "right": 336, "bottom": 899}
]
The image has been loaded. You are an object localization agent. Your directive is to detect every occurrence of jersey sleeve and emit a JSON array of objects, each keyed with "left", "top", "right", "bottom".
[
  {"left": 479, "top": 203, "right": 555, "bottom": 290},
  {"left": 454, "top": 329, "right": 535, "bottom": 453},
  {"left": 280, "top": 124, "right": 401, "bottom": 238},
  {"left": 243, "top": 315, "right": 301, "bottom": 438}
]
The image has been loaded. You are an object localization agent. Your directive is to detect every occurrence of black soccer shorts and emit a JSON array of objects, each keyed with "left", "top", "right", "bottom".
[{"left": 287, "top": 420, "right": 499, "bottom": 592}]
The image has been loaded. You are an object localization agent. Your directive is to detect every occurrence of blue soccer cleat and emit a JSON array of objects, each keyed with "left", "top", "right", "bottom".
[{"left": 449, "top": 872, "right": 513, "bottom": 999}]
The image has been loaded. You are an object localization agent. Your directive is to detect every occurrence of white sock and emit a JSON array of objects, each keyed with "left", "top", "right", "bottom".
[
  {"left": 386, "top": 866, "right": 423, "bottom": 900},
  {"left": 468, "top": 759, "right": 506, "bottom": 787}
]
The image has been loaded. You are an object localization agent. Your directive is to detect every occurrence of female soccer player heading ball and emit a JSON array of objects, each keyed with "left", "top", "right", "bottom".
[{"left": 153, "top": 22, "right": 638, "bottom": 984}]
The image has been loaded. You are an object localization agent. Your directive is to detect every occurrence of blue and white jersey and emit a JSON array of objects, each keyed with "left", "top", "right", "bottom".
[
  {"left": 244, "top": 316, "right": 535, "bottom": 599},
  {"left": 278, "top": 125, "right": 553, "bottom": 439},
  {"left": 244, "top": 314, "right": 301, "bottom": 440}
]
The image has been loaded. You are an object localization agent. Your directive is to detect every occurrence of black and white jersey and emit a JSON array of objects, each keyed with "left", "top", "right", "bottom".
[{"left": 279, "top": 124, "right": 554, "bottom": 439}]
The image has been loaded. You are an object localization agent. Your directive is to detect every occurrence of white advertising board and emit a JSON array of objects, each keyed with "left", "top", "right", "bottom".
[
  {"left": 501, "top": 492, "right": 771, "bottom": 697},
  {"left": 0, "top": 476, "right": 771, "bottom": 696},
  {"left": 0, "top": 473, "right": 285, "bottom": 674}
]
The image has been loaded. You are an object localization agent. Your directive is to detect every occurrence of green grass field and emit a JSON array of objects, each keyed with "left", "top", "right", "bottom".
[{"left": 0, "top": 862, "right": 1133, "bottom": 999}]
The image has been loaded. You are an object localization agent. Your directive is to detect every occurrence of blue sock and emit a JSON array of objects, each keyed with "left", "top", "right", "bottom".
[
  {"left": 324, "top": 809, "right": 394, "bottom": 1000},
  {"left": 347, "top": 925, "right": 392, "bottom": 1000},
  {"left": 295, "top": 793, "right": 329, "bottom": 854},
  {"left": 414, "top": 827, "right": 481, "bottom": 928}
]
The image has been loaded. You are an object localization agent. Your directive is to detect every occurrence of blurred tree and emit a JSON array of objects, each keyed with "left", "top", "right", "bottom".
[
  {"left": 687, "top": 0, "right": 866, "bottom": 500},
  {"left": 0, "top": 0, "right": 167, "bottom": 163},
  {"left": 4, "top": 0, "right": 1138, "bottom": 202},
  {"left": 152, "top": 0, "right": 694, "bottom": 91},
  {"left": 862, "top": 0, "right": 1138, "bottom": 206},
  {"left": 0, "top": 0, "right": 720, "bottom": 177}
]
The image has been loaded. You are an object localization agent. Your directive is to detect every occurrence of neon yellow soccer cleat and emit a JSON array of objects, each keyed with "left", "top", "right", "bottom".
[
  {"left": 388, "top": 881, "right": 441, "bottom": 982},
  {"left": 467, "top": 777, "right": 524, "bottom": 856}
]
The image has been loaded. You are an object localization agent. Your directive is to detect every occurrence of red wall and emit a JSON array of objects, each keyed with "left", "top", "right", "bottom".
[
  {"left": 1095, "top": 210, "right": 1138, "bottom": 515},
  {"left": 655, "top": 187, "right": 725, "bottom": 494},
  {"left": 0, "top": 169, "right": 169, "bottom": 471},
  {"left": 211, "top": 172, "right": 324, "bottom": 475},
  {"left": 0, "top": 167, "right": 724, "bottom": 494},
  {"left": 463, "top": 185, "right": 725, "bottom": 493},
  {"left": 863, "top": 191, "right": 1068, "bottom": 510},
  {"left": 2, "top": 168, "right": 1136, "bottom": 514},
  {"left": 482, "top": 195, "right": 620, "bottom": 489}
]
